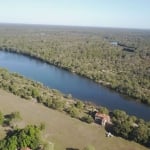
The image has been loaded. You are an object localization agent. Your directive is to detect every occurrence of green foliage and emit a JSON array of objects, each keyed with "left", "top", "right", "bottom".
[
  {"left": 75, "top": 101, "right": 84, "bottom": 109},
  {"left": 5, "top": 136, "right": 17, "bottom": 150},
  {"left": 113, "top": 120, "right": 132, "bottom": 139},
  {"left": 81, "top": 115, "right": 94, "bottom": 124},
  {"left": 32, "top": 88, "right": 39, "bottom": 98},
  {"left": 130, "top": 124, "right": 150, "bottom": 145},
  {"left": 0, "top": 125, "right": 41, "bottom": 150},
  {"left": 67, "top": 106, "right": 79, "bottom": 118},
  {"left": 98, "top": 106, "right": 109, "bottom": 114},
  {"left": 51, "top": 99, "right": 65, "bottom": 111},
  {"left": 0, "top": 68, "right": 66, "bottom": 112},
  {"left": 0, "top": 111, "right": 4, "bottom": 125},
  {"left": 112, "top": 110, "right": 150, "bottom": 147},
  {"left": 112, "top": 109, "right": 128, "bottom": 122}
]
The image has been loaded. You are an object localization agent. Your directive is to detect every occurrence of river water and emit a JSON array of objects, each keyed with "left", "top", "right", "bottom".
[{"left": 0, "top": 50, "right": 149, "bottom": 120}]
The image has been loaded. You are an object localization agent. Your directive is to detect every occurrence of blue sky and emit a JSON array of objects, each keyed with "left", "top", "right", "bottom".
[{"left": 0, "top": 0, "right": 150, "bottom": 29}]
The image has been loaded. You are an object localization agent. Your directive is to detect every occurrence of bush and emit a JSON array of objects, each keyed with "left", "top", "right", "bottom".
[
  {"left": 81, "top": 115, "right": 94, "bottom": 124},
  {"left": 67, "top": 106, "right": 79, "bottom": 118},
  {"left": 75, "top": 101, "right": 84, "bottom": 109},
  {"left": 98, "top": 106, "right": 109, "bottom": 114},
  {"left": 51, "top": 99, "right": 65, "bottom": 111},
  {"left": 31, "top": 88, "right": 39, "bottom": 98}
]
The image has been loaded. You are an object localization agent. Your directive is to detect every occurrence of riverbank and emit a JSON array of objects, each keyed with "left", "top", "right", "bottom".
[
  {"left": 0, "top": 47, "right": 149, "bottom": 107},
  {"left": 0, "top": 50, "right": 150, "bottom": 121}
]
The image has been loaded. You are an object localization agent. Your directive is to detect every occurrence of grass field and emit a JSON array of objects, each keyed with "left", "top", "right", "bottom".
[{"left": 0, "top": 89, "right": 148, "bottom": 150}]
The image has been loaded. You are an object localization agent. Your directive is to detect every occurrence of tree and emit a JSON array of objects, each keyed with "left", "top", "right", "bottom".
[
  {"left": 0, "top": 125, "right": 42, "bottom": 150},
  {"left": 5, "top": 136, "right": 17, "bottom": 150},
  {"left": 0, "top": 111, "right": 4, "bottom": 125},
  {"left": 130, "top": 124, "right": 149, "bottom": 145},
  {"left": 67, "top": 106, "right": 79, "bottom": 118},
  {"left": 112, "top": 109, "right": 128, "bottom": 122},
  {"left": 112, "top": 109, "right": 133, "bottom": 139},
  {"left": 113, "top": 120, "right": 132, "bottom": 139}
]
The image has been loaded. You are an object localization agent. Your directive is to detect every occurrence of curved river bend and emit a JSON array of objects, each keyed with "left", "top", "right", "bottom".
[{"left": 0, "top": 51, "right": 149, "bottom": 120}]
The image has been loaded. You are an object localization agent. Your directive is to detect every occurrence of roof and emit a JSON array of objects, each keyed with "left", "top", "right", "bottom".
[{"left": 95, "top": 113, "right": 110, "bottom": 122}]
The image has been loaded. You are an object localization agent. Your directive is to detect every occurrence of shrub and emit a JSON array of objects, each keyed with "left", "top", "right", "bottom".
[
  {"left": 51, "top": 99, "right": 65, "bottom": 111},
  {"left": 75, "top": 101, "right": 84, "bottom": 109},
  {"left": 81, "top": 115, "right": 94, "bottom": 124},
  {"left": 0, "top": 111, "right": 4, "bottom": 125},
  {"left": 67, "top": 106, "right": 79, "bottom": 118}
]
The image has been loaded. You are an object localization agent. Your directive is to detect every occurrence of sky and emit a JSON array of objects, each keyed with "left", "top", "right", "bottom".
[{"left": 0, "top": 0, "right": 150, "bottom": 29}]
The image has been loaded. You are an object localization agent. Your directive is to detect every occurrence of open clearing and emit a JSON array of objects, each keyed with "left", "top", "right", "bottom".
[{"left": 0, "top": 89, "right": 148, "bottom": 150}]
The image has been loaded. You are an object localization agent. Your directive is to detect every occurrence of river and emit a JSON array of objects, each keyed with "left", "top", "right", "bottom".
[{"left": 0, "top": 50, "right": 149, "bottom": 120}]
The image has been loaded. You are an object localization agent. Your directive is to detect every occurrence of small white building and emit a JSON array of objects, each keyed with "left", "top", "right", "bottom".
[{"left": 110, "top": 41, "right": 118, "bottom": 46}]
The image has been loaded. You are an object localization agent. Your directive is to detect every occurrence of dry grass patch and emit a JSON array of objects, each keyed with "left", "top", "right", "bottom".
[{"left": 0, "top": 89, "right": 148, "bottom": 150}]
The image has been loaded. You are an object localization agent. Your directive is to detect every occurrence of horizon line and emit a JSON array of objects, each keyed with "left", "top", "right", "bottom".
[{"left": 0, "top": 22, "right": 150, "bottom": 31}]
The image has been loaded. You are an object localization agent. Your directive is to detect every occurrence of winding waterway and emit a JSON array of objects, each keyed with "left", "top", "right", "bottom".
[{"left": 0, "top": 50, "right": 149, "bottom": 120}]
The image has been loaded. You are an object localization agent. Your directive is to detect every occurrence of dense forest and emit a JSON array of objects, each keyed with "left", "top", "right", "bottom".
[
  {"left": 0, "top": 68, "right": 150, "bottom": 148},
  {"left": 0, "top": 24, "right": 149, "bottom": 105}
]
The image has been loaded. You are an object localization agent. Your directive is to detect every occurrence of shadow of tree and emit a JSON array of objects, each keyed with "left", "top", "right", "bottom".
[{"left": 66, "top": 148, "right": 80, "bottom": 150}]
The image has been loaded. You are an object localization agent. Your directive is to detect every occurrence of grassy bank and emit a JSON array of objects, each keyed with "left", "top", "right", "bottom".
[{"left": 0, "top": 89, "right": 149, "bottom": 150}]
